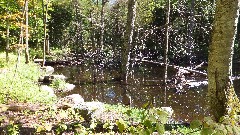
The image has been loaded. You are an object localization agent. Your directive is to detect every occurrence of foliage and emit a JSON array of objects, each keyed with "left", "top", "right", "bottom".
[
  {"left": 104, "top": 104, "right": 169, "bottom": 134},
  {"left": 0, "top": 53, "right": 56, "bottom": 104},
  {"left": 6, "top": 121, "right": 20, "bottom": 135},
  {"left": 0, "top": 0, "right": 45, "bottom": 50},
  {"left": 50, "top": 78, "right": 67, "bottom": 91}
]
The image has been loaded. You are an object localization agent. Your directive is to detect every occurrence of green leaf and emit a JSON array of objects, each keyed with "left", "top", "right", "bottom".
[
  {"left": 36, "top": 125, "right": 45, "bottom": 133},
  {"left": 149, "top": 115, "right": 157, "bottom": 123},
  {"left": 129, "top": 126, "right": 136, "bottom": 134},
  {"left": 142, "top": 102, "right": 150, "bottom": 109},
  {"left": 139, "top": 129, "right": 151, "bottom": 135},
  {"left": 143, "top": 119, "right": 152, "bottom": 128},
  {"left": 125, "top": 109, "right": 132, "bottom": 116},
  {"left": 156, "top": 123, "right": 165, "bottom": 134},
  {"left": 201, "top": 127, "right": 214, "bottom": 135},
  {"left": 60, "top": 124, "right": 67, "bottom": 130},
  {"left": 190, "top": 120, "right": 202, "bottom": 129},
  {"left": 116, "top": 118, "right": 126, "bottom": 133},
  {"left": 225, "top": 125, "right": 233, "bottom": 134},
  {"left": 156, "top": 110, "right": 168, "bottom": 124},
  {"left": 103, "top": 122, "right": 110, "bottom": 129},
  {"left": 232, "top": 125, "right": 240, "bottom": 134}
]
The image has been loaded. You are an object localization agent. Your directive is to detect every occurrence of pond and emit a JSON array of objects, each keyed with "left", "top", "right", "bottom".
[{"left": 53, "top": 62, "right": 240, "bottom": 123}]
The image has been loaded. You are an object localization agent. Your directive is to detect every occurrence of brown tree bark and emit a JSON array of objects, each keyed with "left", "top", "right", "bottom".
[{"left": 208, "top": 0, "right": 240, "bottom": 121}]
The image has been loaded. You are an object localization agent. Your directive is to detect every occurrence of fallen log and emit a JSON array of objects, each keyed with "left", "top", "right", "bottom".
[{"left": 132, "top": 59, "right": 207, "bottom": 76}]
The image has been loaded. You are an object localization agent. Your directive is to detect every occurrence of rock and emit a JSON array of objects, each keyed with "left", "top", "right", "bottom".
[
  {"left": 40, "top": 66, "right": 54, "bottom": 75},
  {"left": 76, "top": 102, "right": 104, "bottom": 112},
  {"left": 75, "top": 101, "right": 105, "bottom": 119},
  {"left": 50, "top": 75, "right": 67, "bottom": 80},
  {"left": 39, "top": 75, "right": 67, "bottom": 84},
  {"left": 40, "top": 85, "right": 55, "bottom": 96},
  {"left": 66, "top": 94, "right": 84, "bottom": 104},
  {"left": 63, "top": 83, "right": 75, "bottom": 92},
  {"left": 57, "top": 94, "right": 84, "bottom": 109},
  {"left": 56, "top": 94, "right": 104, "bottom": 120}
]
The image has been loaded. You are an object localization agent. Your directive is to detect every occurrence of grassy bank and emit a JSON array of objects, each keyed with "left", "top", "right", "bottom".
[{"left": 0, "top": 53, "right": 56, "bottom": 104}]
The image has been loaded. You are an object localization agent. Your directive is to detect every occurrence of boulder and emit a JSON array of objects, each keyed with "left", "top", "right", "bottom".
[
  {"left": 40, "top": 85, "right": 55, "bottom": 96},
  {"left": 40, "top": 66, "right": 54, "bottom": 75},
  {"left": 57, "top": 94, "right": 84, "bottom": 109},
  {"left": 56, "top": 94, "right": 104, "bottom": 120},
  {"left": 75, "top": 102, "right": 105, "bottom": 119},
  {"left": 62, "top": 83, "right": 75, "bottom": 92}
]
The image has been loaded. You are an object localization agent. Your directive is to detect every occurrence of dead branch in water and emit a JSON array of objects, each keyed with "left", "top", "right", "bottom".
[{"left": 132, "top": 58, "right": 207, "bottom": 76}]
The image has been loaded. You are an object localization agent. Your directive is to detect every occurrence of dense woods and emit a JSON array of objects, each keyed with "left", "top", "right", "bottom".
[
  {"left": 1, "top": 0, "right": 240, "bottom": 134},
  {"left": 0, "top": 0, "right": 218, "bottom": 64}
]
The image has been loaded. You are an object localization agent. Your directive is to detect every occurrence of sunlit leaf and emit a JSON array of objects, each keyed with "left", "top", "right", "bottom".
[
  {"left": 225, "top": 125, "right": 233, "bottom": 134},
  {"left": 103, "top": 122, "right": 110, "bottom": 129},
  {"left": 36, "top": 125, "right": 45, "bottom": 133},
  {"left": 149, "top": 115, "right": 157, "bottom": 123},
  {"left": 44, "top": 123, "right": 52, "bottom": 131},
  {"left": 156, "top": 123, "right": 165, "bottom": 134},
  {"left": 90, "top": 122, "right": 97, "bottom": 129},
  {"left": 156, "top": 110, "right": 168, "bottom": 124},
  {"left": 116, "top": 118, "right": 127, "bottom": 133}
]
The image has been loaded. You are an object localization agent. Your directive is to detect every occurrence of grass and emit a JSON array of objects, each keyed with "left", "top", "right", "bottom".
[{"left": 0, "top": 52, "right": 56, "bottom": 104}]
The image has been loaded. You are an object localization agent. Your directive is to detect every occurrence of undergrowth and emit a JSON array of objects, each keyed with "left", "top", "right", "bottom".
[{"left": 0, "top": 53, "right": 56, "bottom": 104}]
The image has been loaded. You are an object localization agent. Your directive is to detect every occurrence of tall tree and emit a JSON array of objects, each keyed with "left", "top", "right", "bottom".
[
  {"left": 42, "top": 0, "right": 49, "bottom": 66},
  {"left": 24, "top": 0, "right": 30, "bottom": 64},
  {"left": 99, "top": 0, "right": 106, "bottom": 51},
  {"left": 121, "top": 0, "right": 136, "bottom": 83},
  {"left": 208, "top": 0, "right": 240, "bottom": 121},
  {"left": 5, "top": 1, "right": 10, "bottom": 63},
  {"left": 163, "top": 0, "right": 170, "bottom": 105}
]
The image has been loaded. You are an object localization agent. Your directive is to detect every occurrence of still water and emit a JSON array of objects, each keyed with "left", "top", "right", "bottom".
[{"left": 54, "top": 63, "right": 210, "bottom": 122}]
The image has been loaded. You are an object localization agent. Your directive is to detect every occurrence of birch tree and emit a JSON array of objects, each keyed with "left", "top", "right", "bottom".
[
  {"left": 208, "top": 0, "right": 240, "bottom": 121},
  {"left": 121, "top": 0, "right": 136, "bottom": 83},
  {"left": 163, "top": 0, "right": 170, "bottom": 105}
]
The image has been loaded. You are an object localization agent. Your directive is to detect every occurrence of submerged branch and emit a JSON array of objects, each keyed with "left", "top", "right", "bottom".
[{"left": 132, "top": 58, "right": 207, "bottom": 76}]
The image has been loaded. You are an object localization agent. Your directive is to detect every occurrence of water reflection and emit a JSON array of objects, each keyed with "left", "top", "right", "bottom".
[{"left": 54, "top": 63, "right": 209, "bottom": 122}]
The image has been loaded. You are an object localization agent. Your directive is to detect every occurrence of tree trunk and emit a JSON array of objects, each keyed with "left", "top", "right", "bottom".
[
  {"left": 163, "top": 0, "right": 170, "bottom": 105},
  {"left": 121, "top": 0, "right": 136, "bottom": 83},
  {"left": 24, "top": 0, "right": 29, "bottom": 64},
  {"left": 207, "top": 0, "right": 240, "bottom": 121},
  {"left": 42, "top": 0, "right": 49, "bottom": 66},
  {"left": 100, "top": 0, "right": 106, "bottom": 51},
  {"left": 187, "top": 0, "right": 195, "bottom": 67},
  {"left": 45, "top": 2, "right": 49, "bottom": 54},
  {"left": 6, "top": 17, "right": 9, "bottom": 63}
]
